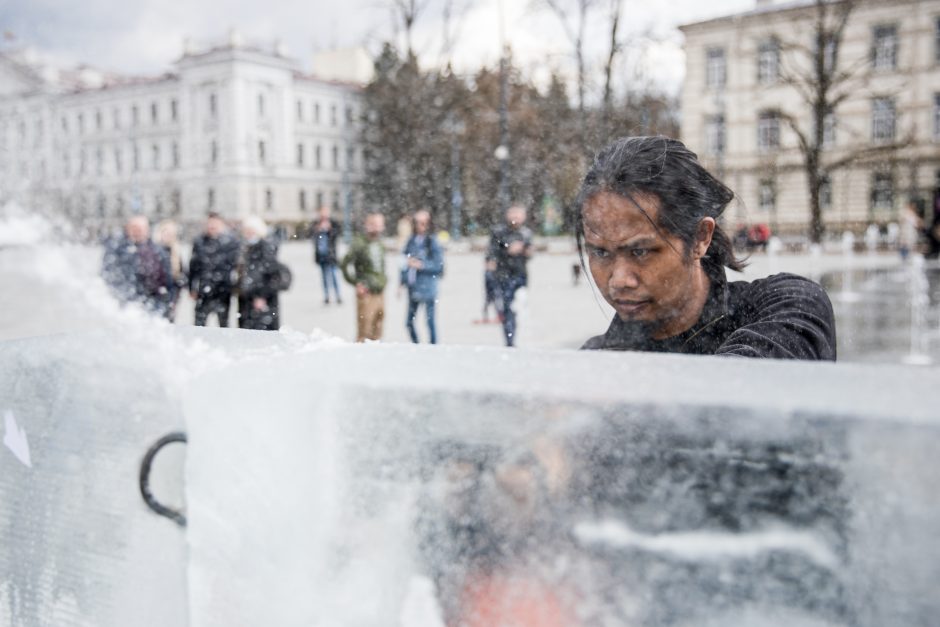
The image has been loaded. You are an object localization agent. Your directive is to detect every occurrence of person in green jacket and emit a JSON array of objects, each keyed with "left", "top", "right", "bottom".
[{"left": 341, "top": 212, "right": 387, "bottom": 341}]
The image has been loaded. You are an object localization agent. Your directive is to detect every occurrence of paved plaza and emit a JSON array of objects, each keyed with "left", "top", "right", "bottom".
[{"left": 0, "top": 237, "right": 910, "bottom": 352}]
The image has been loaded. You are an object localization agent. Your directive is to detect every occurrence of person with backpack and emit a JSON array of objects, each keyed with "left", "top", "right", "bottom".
[
  {"left": 237, "top": 216, "right": 284, "bottom": 331},
  {"left": 400, "top": 209, "right": 444, "bottom": 344}
]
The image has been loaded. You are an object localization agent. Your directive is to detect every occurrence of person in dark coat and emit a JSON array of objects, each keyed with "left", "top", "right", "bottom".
[
  {"left": 577, "top": 136, "right": 836, "bottom": 360},
  {"left": 400, "top": 209, "right": 444, "bottom": 344},
  {"left": 237, "top": 216, "right": 281, "bottom": 331},
  {"left": 486, "top": 205, "right": 533, "bottom": 347},
  {"left": 311, "top": 205, "right": 343, "bottom": 304},
  {"left": 189, "top": 213, "right": 240, "bottom": 327},
  {"left": 101, "top": 215, "right": 173, "bottom": 316}
]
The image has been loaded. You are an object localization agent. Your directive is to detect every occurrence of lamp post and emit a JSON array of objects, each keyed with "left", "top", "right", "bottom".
[
  {"left": 496, "top": 46, "right": 510, "bottom": 220},
  {"left": 446, "top": 114, "right": 465, "bottom": 240}
]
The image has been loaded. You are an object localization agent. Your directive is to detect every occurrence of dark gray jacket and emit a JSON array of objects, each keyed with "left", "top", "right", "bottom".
[{"left": 582, "top": 272, "right": 836, "bottom": 361}]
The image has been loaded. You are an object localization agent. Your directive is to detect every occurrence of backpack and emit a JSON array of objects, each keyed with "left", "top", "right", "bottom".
[{"left": 276, "top": 261, "right": 293, "bottom": 291}]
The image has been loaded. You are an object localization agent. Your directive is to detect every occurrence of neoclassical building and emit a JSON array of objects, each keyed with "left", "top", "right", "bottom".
[
  {"left": 0, "top": 33, "right": 364, "bottom": 234},
  {"left": 680, "top": 0, "right": 940, "bottom": 236}
]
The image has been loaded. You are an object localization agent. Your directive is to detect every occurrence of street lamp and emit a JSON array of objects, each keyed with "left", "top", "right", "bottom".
[{"left": 446, "top": 114, "right": 466, "bottom": 240}]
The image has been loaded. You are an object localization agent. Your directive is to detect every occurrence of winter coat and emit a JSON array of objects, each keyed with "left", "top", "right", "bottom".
[
  {"left": 486, "top": 223, "right": 533, "bottom": 282},
  {"left": 341, "top": 236, "right": 387, "bottom": 294},
  {"left": 101, "top": 236, "right": 173, "bottom": 314},
  {"left": 238, "top": 238, "right": 281, "bottom": 330},
  {"left": 312, "top": 218, "right": 341, "bottom": 265},
  {"left": 582, "top": 272, "right": 836, "bottom": 361},
  {"left": 189, "top": 233, "right": 240, "bottom": 299},
  {"left": 400, "top": 234, "right": 444, "bottom": 302}
]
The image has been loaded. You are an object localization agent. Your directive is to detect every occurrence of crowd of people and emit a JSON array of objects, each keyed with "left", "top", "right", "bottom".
[{"left": 101, "top": 135, "right": 846, "bottom": 361}]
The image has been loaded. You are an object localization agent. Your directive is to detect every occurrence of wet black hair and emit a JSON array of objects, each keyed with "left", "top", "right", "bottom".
[{"left": 575, "top": 136, "right": 746, "bottom": 274}]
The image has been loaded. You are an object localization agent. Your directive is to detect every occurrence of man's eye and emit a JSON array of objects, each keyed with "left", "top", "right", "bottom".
[
  {"left": 631, "top": 248, "right": 650, "bottom": 259},
  {"left": 588, "top": 247, "right": 610, "bottom": 259}
]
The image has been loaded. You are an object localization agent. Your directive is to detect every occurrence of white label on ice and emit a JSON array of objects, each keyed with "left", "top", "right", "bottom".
[{"left": 3, "top": 409, "right": 32, "bottom": 468}]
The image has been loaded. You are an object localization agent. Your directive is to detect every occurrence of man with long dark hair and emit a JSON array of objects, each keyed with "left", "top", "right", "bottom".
[{"left": 577, "top": 136, "right": 835, "bottom": 360}]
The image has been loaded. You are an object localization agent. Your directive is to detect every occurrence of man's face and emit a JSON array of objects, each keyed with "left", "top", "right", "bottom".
[
  {"left": 206, "top": 217, "right": 225, "bottom": 238},
  {"left": 365, "top": 214, "right": 385, "bottom": 239},
  {"left": 318, "top": 206, "right": 331, "bottom": 221},
  {"left": 126, "top": 217, "right": 149, "bottom": 243},
  {"left": 581, "top": 191, "right": 711, "bottom": 340},
  {"left": 506, "top": 206, "right": 526, "bottom": 229},
  {"left": 413, "top": 211, "right": 430, "bottom": 235}
]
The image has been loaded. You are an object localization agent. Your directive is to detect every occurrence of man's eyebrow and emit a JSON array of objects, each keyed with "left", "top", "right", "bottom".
[{"left": 585, "top": 235, "right": 658, "bottom": 249}]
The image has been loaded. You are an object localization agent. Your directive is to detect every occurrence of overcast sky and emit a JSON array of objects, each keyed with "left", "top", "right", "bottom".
[{"left": 0, "top": 0, "right": 757, "bottom": 93}]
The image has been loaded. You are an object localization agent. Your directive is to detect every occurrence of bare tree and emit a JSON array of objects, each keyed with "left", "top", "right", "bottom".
[
  {"left": 391, "top": 0, "right": 433, "bottom": 58},
  {"left": 776, "top": 0, "right": 909, "bottom": 243}
]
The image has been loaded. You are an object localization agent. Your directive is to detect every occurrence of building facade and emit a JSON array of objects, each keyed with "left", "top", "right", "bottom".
[
  {"left": 0, "top": 35, "right": 363, "bottom": 235},
  {"left": 680, "top": 0, "right": 940, "bottom": 236}
]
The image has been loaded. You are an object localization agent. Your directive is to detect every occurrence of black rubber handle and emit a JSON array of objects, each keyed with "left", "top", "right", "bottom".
[{"left": 139, "top": 431, "right": 188, "bottom": 527}]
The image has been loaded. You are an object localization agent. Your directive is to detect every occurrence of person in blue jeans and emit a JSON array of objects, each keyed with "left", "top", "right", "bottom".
[
  {"left": 312, "top": 206, "right": 343, "bottom": 304},
  {"left": 486, "top": 205, "right": 533, "bottom": 346},
  {"left": 400, "top": 209, "right": 444, "bottom": 344}
]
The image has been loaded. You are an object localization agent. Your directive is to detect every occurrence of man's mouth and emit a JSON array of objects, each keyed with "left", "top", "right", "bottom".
[{"left": 612, "top": 299, "right": 651, "bottom": 315}]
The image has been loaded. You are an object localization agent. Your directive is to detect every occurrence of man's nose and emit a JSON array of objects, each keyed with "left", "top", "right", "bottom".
[{"left": 608, "top": 257, "right": 639, "bottom": 291}]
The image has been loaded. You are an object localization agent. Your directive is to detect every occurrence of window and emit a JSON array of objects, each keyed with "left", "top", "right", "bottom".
[
  {"left": 78, "top": 113, "right": 85, "bottom": 134},
  {"left": 210, "top": 140, "right": 218, "bottom": 166},
  {"left": 757, "top": 38, "right": 780, "bottom": 84},
  {"left": 171, "top": 142, "right": 180, "bottom": 168},
  {"left": 96, "top": 148, "right": 103, "bottom": 175},
  {"left": 155, "top": 195, "right": 164, "bottom": 217},
  {"left": 819, "top": 175, "right": 832, "bottom": 210},
  {"left": 170, "top": 99, "right": 178, "bottom": 122},
  {"left": 315, "top": 144, "right": 322, "bottom": 169},
  {"left": 209, "top": 93, "right": 217, "bottom": 118},
  {"left": 871, "top": 170, "right": 894, "bottom": 210},
  {"left": 297, "top": 143, "right": 305, "bottom": 167},
  {"left": 299, "top": 190, "right": 307, "bottom": 212},
  {"left": 114, "top": 148, "right": 122, "bottom": 174},
  {"left": 297, "top": 100, "right": 304, "bottom": 122},
  {"left": 265, "top": 188, "right": 273, "bottom": 212},
  {"left": 706, "top": 47, "right": 726, "bottom": 89},
  {"left": 872, "top": 24, "right": 898, "bottom": 70},
  {"left": 872, "top": 97, "right": 896, "bottom": 142},
  {"left": 113, "top": 108, "right": 121, "bottom": 129},
  {"left": 151, "top": 102, "right": 158, "bottom": 124},
  {"left": 331, "top": 189, "right": 340, "bottom": 211},
  {"left": 757, "top": 110, "right": 780, "bottom": 151},
  {"left": 758, "top": 179, "right": 776, "bottom": 212},
  {"left": 332, "top": 144, "right": 339, "bottom": 170},
  {"left": 316, "top": 190, "right": 324, "bottom": 209},
  {"left": 935, "top": 18, "right": 940, "bottom": 64},
  {"left": 62, "top": 152, "right": 70, "bottom": 177},
  {"left": 61, "top": 116, "right": 68, "bottom": 133},
  {"left": 152, "top": 143, "right": 160, "bottom": 170},
  {"left": 934, "top": 93, "right": 940, "bottom": 140},
  {"left": 132, "top": 105, "right": 139, "bottom": 126},
  {"left": 79, "top": 149, "right": 87, "bottom": 174},
  {"left": 132, "top": 144, "right": 139, "bottom": 171},
  {"left": 314, "top": 102, "right": 321, "bottom": 124},
  {"left": 817, "top": 32, "right": 837, "bottom": 74},
  {"left": 258, "top": 140, "right": 266, "bottom": 164},
  {"left": 258, "top": 93, "right": 265, "bottom": 117},
  {"left": 705, "top": 114, "right": 725, "bottom": 156},
  {"left": 172, "top": 189, "right": 181, "bottom": 216},
  {"left": 345, "top": 105, "right": 354, "bottom": 125},
  {"left": 346, "top": 146, "right": 355, "bottom": 171},
  {"left": 208, "top": 188, "right": 215, "bottom": 210},
  {"left": 330, "top": 104, "right": 337, "bottom": 126},
  {"left": 95, "top": 110, "right": 102, "bottom": 130}
]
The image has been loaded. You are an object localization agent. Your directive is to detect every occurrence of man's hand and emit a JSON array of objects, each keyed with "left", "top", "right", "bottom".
[
  {"left": 508, "top": 241, "right": 525, "bottom": 256},
  {"left": 190, "top": 290, "right": 197, "bottom": 300},
  {"left": 407, "top": 257, "right": 423, "bottom": 269},
  {"left": 485, "top": 260, "right": 497, "bottom": 272},
  {"left": 356, "top": 282, "right": 368, "bottom": 297},
  {"left": 252, "top": 297, "right": 268, "bottom": 311}
]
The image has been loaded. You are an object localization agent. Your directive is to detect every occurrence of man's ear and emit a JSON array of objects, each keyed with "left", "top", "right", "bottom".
[{"left": 693, "top": 218, "right": 716, "bottom": 260}]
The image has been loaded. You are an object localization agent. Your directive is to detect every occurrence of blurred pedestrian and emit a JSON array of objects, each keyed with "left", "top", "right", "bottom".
[
  {"left": 341, "top": 212, "right": 387, "bottom": 342},
  {"left": 486, "top": 204, "right": 533, "bottom": 347},
  {"left": 312, "top": 205, "right": 343, "bottom": 305},
  {"left": 899, "top": 199, "right": 923, "bottom": 261},
  {"left": 101, "top": 215, "right": 173, "bottom": 316},
  {"left": 189, "top": 212, "right": 240, "bottom": 327},
  {"left": 400, "top": 209, "right": 444, "bottom": 344},
  {"left": 155, "top": 220, "right": 187, "bottom": 322},
  {"left": 237, "top": 216, "right": 282, "bottom": 331},
  {"left": 927, "top": 186, "right": 940, "bottom": 260}
]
